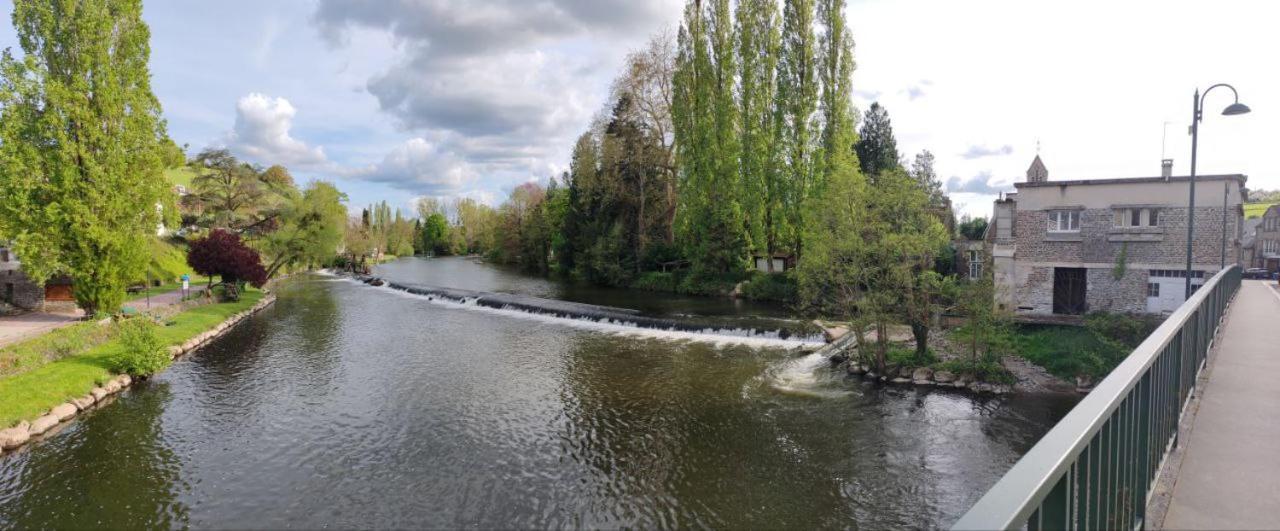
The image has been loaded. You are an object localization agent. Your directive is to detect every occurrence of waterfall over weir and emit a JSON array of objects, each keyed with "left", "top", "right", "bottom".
[{"left": 346, "top": 274, "right": 824, "bottom": 349}]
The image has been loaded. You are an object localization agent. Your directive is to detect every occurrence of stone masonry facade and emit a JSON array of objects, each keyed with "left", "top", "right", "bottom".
[
  {"left": 0, "top": 247, "right": 46, "bottom": 311},
  {"left": 1010, "top": 206, "right": 1237, "bottom": 315}
]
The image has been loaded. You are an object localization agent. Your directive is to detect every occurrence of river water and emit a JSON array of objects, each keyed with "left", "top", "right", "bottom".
[{"left": 0, "top": 257, "right": 1078, "bottom": 529}]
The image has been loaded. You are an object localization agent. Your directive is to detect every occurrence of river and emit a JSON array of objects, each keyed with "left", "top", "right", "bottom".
[{"left": 0, "top": 256, "right": 1078, "bottom": 529}]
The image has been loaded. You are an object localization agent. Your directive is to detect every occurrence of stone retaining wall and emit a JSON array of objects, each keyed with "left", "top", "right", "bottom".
[{"left": 0, "top": 294, "right": 276, "bottom": 457}]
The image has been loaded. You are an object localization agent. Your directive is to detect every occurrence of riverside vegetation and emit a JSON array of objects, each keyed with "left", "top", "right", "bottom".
[{"left": 0, "top": 290, "right": 265, "bottom": 429}]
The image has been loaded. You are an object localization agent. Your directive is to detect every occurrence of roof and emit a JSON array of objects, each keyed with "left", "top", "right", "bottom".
[
  {"left": 1026, "top": 155, "right": 1049, "bottom": 181},
  {"left": 1015, "top": 174, "right": 1246, "bottom": 189}
]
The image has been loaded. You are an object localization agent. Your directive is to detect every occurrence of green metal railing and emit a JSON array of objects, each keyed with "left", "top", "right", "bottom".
[{"left": 953, "top": 265, "right": 1241, "bottom": 530}]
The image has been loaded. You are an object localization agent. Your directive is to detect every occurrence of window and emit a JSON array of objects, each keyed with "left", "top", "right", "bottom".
[
  {"left": 1114, "top": 207, "right": 1159, "bottom": 227},
  {"left": 1147, "top": 282, "right": 1160, "bottom": 297},
  {"left": 968, "top": 250, "right": 982, "bottom": 278},
  {"left": 1149, "top": 269, "right": 1204, "bottom": 279},
  {"left": 1265, "top": 240, "right": 1280, "bottom": 254},
  {"left": 1048, "top": 210, "right": 1080, "bottom": 232}
]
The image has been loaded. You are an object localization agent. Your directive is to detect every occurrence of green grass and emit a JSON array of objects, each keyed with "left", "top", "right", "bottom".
[
  {"left": 0, "top": 322, "right": 115, "bottom": 378},
  {"left": 136, "top": 237, "right": 192, "bottom": 285},
  {"left": 1245, "top": 202, "right": 1277, "bottom": 219},
  {"left": 0, "top": 290, "right": 264, "bottom": 428},
  {"left": 164, "top": 166, "right": 196, "bottom": 188}
]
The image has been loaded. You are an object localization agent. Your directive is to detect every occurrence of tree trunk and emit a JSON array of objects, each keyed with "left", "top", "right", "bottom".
[
  {"left": 911, "top": 322, "right": 929, "bottom": 360},
  {"left": 875, "top": 321, "right": 888, "bottom": 374}
]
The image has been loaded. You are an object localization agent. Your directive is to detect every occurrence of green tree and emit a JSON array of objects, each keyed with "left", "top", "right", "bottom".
[
  {"left": 0, "top": 0, "right": 174, "bottom": 315},
  {"left": 736, "top": 0, "right": 780, "bottom": 261},
  {"left": 817, "top": 0, "right": 858, "bottom": 189},
  {"left": 909, "top": 150, "right": 945, "bottom": 206},
  {"left": 189, "top": 148, "right": 271, "bottom": 230},
  {"left": 420, "top": 213, "right": 449, "bottom": 255},
  {"left": 855, "top": 102, "right": 900, "bottom": 180},
  {"left": 777, "top": 0, "right": 819, "bottom": 259},
  {"left": 260, "top": 181, "right": 347, "bottom": 278},
  {"left": 673, "top": 0, "right": 747, "bottom": 276}
]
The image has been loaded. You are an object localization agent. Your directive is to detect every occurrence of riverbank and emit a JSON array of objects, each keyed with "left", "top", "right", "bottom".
[{"left": 0, "top": 292, "right": 275, "bottom": 453}]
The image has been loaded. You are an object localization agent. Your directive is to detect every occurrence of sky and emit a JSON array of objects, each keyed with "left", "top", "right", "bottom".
[{"left": 0, "top": 0, "right": 1276, "bottom": 219}]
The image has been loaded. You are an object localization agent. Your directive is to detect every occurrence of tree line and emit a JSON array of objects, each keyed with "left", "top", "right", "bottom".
[{"left": 382, "top": 0, "right": 958, "bottom": 372}]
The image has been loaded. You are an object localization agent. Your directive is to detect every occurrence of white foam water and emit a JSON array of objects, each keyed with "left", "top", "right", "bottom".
[
  {"left": 761, "top": 351, "right": 851, "bottom": 398},
  {"left": 337, "top": 275, "right": 821, "bottom": 350}
]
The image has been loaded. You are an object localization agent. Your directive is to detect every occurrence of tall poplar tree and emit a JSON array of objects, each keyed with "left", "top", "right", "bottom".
[
  {"left": 674, "top": 0, "right": 746, "bottom": 275},
  {"left": 0, "top": 0, "right": 174, "bottom": 315},
  {"left": 736, "top": 0, "right": 781, "bottom": 263},
  {"left": 817, "top": 0, "right": 859, "bottom": 186},
  {"left": 777, "top": 0, "right": 819, "bottom": 259}
]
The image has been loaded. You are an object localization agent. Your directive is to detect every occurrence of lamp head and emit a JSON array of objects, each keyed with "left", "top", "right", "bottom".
[{"left": 1222, "top": 102, "right": 1251, "bottom": 116}]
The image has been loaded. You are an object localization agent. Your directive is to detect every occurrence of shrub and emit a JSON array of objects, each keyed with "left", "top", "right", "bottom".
[
  {"left": 677, "top": 269, "right": 744, "bottom": 296},
  {"left": 738, "top": 272, "right": 799, "bottom": 304},
  {"left": 632, "top": 271, "right": 677, "bottom": 292},
  {"left": 886, "top": 345, "right": 938, "bottom": 367},
  {"left": 108, "top": 319, "right": 170, "bottom": 378},
  {"left": 1085, "top": 312, "right": 1161, "bottom": 349}
]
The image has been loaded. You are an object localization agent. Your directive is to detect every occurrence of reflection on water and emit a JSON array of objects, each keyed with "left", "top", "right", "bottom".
[{"left": 0, "top": 260, "right": 1078, "bottom": 529}]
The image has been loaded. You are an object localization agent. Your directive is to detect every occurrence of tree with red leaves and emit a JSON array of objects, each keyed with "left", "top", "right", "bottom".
[{"left": 187, "top": 229, "right": 268, "bottom": 299}]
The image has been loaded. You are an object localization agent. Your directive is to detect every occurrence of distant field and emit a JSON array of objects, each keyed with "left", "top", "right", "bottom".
[
  {"left": 1245, "top": 202, "right": 1277, "bottom": 219},
  {"left": 164, "top": 166, "right": 196, "bottom": 188}
]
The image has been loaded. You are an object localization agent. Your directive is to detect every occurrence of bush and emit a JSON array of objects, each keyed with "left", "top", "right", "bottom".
[
  {"left": 108, "top": 319, "right": 170, "bottom": 378},
  {"left": 738, "top": 272, "right": 799, "bottom": 304},
  {"left": 632, "top": 271, "right": 677, "bottom": 292},
  {"left": 676, "top": 269, "right": 744, "bottom": 296},
  {"left": 1085, "top": 312, "right": 1161, "bottom": 349},
  {"left": 886, "top": 345, "right": 938, "bottom": 367}
]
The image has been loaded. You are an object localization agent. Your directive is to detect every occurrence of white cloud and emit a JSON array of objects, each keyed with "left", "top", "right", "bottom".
[
  {"left": 227, "top": 93, "right": 327, "bottom": 167},
  {"left": 349, "top": 138, "right": 478, "bottom": 196}
]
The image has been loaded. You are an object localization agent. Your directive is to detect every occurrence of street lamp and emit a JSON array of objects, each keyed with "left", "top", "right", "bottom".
[{"left": 1185, "top": 83, "right": 1250, "bottom": 299}]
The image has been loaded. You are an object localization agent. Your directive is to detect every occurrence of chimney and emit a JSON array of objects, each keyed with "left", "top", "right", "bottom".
[{"left": 1162, "top": 159, "right": 1173, "bottom": 179}]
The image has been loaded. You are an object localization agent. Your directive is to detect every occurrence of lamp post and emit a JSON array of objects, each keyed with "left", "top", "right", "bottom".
[{"left": 1184, "top": 83, "right": 1250, "bottom": 299}]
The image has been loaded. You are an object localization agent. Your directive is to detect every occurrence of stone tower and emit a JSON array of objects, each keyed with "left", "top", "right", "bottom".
[{"left": 1026, "top": 155, "right": 1048, "bottom": 183}]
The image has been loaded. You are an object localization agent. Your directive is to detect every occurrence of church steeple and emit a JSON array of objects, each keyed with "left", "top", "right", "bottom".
[{"left": 1026, "top": 155, "right": 1048, "bottom": 183}]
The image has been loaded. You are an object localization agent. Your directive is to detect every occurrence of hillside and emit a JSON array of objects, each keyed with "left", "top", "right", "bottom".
[
  {"left": 164, "top": 166, "right": 197, "bottom": 188},
  {"left": 1245, "top": 202, "right": 1277, "bottom": 219}
]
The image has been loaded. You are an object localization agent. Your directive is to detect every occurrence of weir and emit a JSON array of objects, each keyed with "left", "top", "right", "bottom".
[{"left": 349, "top": 274, "right": 823, "bottom": 345}]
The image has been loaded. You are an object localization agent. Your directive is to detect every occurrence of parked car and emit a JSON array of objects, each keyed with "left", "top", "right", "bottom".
[{"left": 1243, "top": 268, "right": 1270, "bottom": 279}]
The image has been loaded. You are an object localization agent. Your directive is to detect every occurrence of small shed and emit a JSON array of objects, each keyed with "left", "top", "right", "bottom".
[{"left": 751, "top": 253, "right": 795, "bottom": 273}]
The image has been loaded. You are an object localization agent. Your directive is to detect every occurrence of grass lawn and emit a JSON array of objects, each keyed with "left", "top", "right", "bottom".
[
  {"left": 164, "top": 166, "right": 196, "bottom": 188},
  {"left": 0, "top": 290, "right": 264, "bottom": 428},
  {"left": 1245, "top": 202, "right": 1277, "bottom": 219}
]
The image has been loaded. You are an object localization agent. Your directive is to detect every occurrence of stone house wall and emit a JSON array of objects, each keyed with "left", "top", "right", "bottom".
[
  {"left": 1255, "top": 205, "right": 1280, "bottom": 271},
  {"left": 1009, "top": 204, "right": 1239, "bottom": 315},
  {"left": 0, "top": 248, "right": 46, "bottom": 311}
]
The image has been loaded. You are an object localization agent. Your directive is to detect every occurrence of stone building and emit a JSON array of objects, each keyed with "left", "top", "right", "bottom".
[
  {"left": 0, "top": 244, "right": 75, "bottom": 312},
  {"left": 0, "top": 244, "right": 47, "bottom": 312},
  {"left": 1249, "top": 204, "right": 1280, "bottom": 273},
  {"left": 988, "top": 156, "right": 1246, "bottom": 316}
]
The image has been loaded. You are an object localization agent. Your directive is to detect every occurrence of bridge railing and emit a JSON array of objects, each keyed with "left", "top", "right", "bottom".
[{"left": 953, "top": 265, "right": 1241, "bottom": 530}]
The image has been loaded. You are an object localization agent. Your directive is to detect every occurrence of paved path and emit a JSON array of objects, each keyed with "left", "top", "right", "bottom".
[
  {"left": 0, "top": 287, "right": 203, "bottom": 348},
  {"left": 1162, "top": 280, "right": 1280, "bottom": 529}
]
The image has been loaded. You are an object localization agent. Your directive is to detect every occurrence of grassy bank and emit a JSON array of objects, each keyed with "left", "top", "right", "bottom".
[
  {"left": 1011, "top": 313, "right": 1161, "bottom": 381},
  {"left": 0, "top": 291, "right": 264, "bottom": 428}
]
